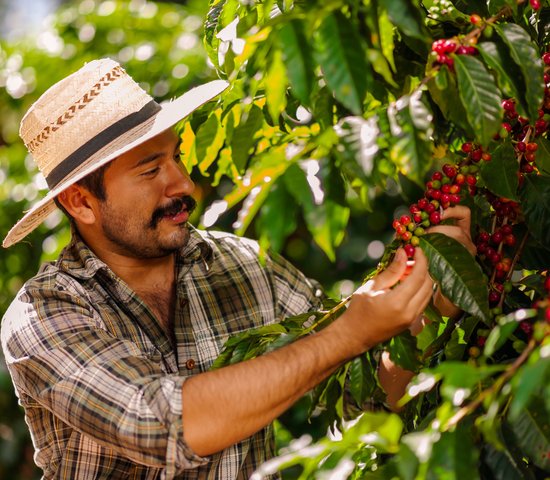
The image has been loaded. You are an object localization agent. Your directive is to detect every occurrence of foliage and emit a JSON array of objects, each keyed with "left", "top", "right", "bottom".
[
  {"left": 183, "top": 0, "right": 550, "bottom": 477},
  {"left": 1, "top": 0, "right": 550, "bottom": 479}
]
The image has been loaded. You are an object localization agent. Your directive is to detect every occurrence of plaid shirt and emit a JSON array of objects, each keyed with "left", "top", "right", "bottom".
[{"left": 1, "top": 227, "right": 323, "bottom": 479}]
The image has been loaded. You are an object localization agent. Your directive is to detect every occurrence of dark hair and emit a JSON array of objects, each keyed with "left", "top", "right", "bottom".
[{"left": 54, "top": 162, "right": 111, "bottom": 220}]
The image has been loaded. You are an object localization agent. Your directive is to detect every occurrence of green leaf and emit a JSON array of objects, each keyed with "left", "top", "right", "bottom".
[
  {"left": 384, "top": 0, "right": 430, "bottom": 43},
  {"left": 427, "top": 423, "right": 480, "bottom": 480},
  {"left": 195, "top": 112, "right": 226, "bottom": 175},
  {"left": 483, "top": 310, "right": 525, "bottom": 357},
  {"left": 483, "top": 443, "right": 536, "bottom": 480},
  {"left": 334, "top": 116, "right": 380, "bottom": 185},
  {"left": 204, "top": 0, "right": 226, "bottom": 69},
  {"left": 535, "top": 136, "right": 550, "bottom": 175},
  {"left": 388, "top": 90, "right": 434, "bottom": 186},
  {"left": 388, "top": 331, "right": 422, "bottom": 372},
  {"left": 519, "top": 174, "right": 550, "bottom": 246},
  {"left": 430, "top": 362, "right": 503, "bottom": 402},
  {"left": 314, "top": 12, "right": 369, "bottom": 114},
  {"left": 454, "top": 54, "right": 503, "bottom": 147},
  {"left": 304, "top": 200, "right": 350, "bottom": 262},
  {"left": 230, "top": 104, "right": 264, "bottom": 172},
  {"left": 284, "top": 163, "right": 350, "bottom": 261},
  {"left": 349, "top": 354, "right": 377, "bottom": 407},
  {"left": 494, "top": 23, "right": 544, "bottom": 122},
  {"left": 257, "top": 180, "right": 298, "bottom": 252},
  {"left": 443, "top": 316, "right": 480, "bottom": 360},
  {"left": 367, "top": 49, "right": 398, "bottom": 88},
  {"left": 509, "top": 354, "right": 550, "bottom": 420},
  {"left": 265, "top": 48, "right": 288, "bottom": 123},
  {"left": 427, "top": 68, "right": 474, "bottom": 137},
  {"left": 480, "top": 142, "right": 519, "bottom": 200},
  {"left": 509, "top": 395, "right": 550, "bottom": 471},
  {"left": 420, "top": 234, "right": 491, "bottom": 322},
  {"left": 477, "top": 40, "right": 528, "bottom": 117},
  {"left": 277, "top": 19, "right": 315, "bottom": 106}
]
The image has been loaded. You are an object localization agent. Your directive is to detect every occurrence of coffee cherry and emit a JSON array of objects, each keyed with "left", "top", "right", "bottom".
[
  {"left": 404, "top": 244, "right": 416, "bottom": 258},
  {"left": 461, "top": 142, "right": 473, "bottom": 153},
  {"left": 501, "top": 224, "right": 512, "bottom": 235},
  {"left": 468, "top": 346, "right": 481, "bottom": 358},
  {"left": 470, "top": 14, "right": 482, "bottom": 25},
  {"left": 466, "top": 175, "right": 477, "bottom": 186},
  {"left": 442, "top": 164, "right": 457, "bottom": 178},
  {"left": 455, "top": 173, "right": 466, "bottom": 185},
  {"left": 501, "top": 99, "right": 515, "bottom": 111},
  {"left": 400, "top": 215, "right": 412, "bottom": 226},
  {"left": 478, "top": 231, "right": 490, "bottom": 243},
  {"left": 429, "top": 211, "right": 441, "bottom": 225},
  {"left": 525, "top": 152, "right": 536, "bottom": 163},
  {"left": 504, "top": 234, "right": 516, "bottom": 246},
  {"left": 530, "top": 0, "right": 541, "bottom": 10},
  {"left": 482, "top": 152, "right": 492, "bottom": 162},
  {"left": 526, "top": 142, "right": 538, "bottom": 152},
  {"left": 489, "top": 291, "right": 501, "bottom": 304},
  {"left": 418, "top": 198, "right": 429, "bottom": 210},
  {"left": 491, "top": 231, "right": 503, "bottom": 244},
  {"left": 543, "top": 52, "right": 550, "bottom": 66},
  {"left": 471, "top": 149, "right": 482, "bottom": 162}
]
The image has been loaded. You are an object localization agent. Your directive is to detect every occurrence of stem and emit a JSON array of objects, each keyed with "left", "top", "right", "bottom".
[
  {"left": 445, "top": 337, "right": 536, "bottom": 429},
  {"left": 302, "top": 295, "right": 351, "bottom": 334}
]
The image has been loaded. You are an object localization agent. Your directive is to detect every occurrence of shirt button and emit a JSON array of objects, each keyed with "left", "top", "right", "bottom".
[{"left": 185, "top": 359, "right": 196, "bottom": 370}]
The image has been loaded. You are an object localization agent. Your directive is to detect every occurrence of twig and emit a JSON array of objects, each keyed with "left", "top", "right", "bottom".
[{"left": 445, "top": 337, "right": 536, "bottom": 429}]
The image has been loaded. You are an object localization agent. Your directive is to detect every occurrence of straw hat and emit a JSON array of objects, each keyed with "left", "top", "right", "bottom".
[{"left": 2, "top": 58, "right": 228, "bottom": 248}]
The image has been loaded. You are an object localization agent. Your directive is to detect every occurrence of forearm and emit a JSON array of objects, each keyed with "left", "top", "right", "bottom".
[{"left": 181, "top": 322, "right": 354, "bottom": 456}]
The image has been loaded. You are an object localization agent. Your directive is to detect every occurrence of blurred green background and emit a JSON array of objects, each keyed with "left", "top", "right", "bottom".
[{"left": 0, "top": 1, "right": 410, "bottom": 477}]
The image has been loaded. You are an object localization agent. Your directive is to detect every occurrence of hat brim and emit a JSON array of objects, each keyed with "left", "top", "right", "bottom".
[{"left": 3, "top": 79, "right": 229, "bottom": 248}]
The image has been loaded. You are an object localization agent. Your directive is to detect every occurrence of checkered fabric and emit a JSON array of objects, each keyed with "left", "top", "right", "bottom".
[{"left": 1, "top": 226, "right": 323, "bottom": 479}]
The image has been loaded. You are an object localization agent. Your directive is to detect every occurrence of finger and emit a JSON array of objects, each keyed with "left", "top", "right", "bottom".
[
  {"left": 391, "top": 248, "right": 429, "bottom": 295},
  {"left": 392, "top": 252, "right": 433, "bottom": 314},
  {"left": 407, "top": 275, "right": 434, "bottom": 318},
  {"left": 372, "top": 248, "right": 408, "bottom": 290},
  {"left": 428, "top": 225, "right": 476, "bottom": 255},
  {"left": 440, "top": 205, "right": 471, "bottom": 232}
]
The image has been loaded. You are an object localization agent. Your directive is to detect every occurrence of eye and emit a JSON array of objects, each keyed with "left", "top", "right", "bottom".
[
  {"left": 142, "top": 167, "right": 160, "bottom": 177},
  {"left": 173, "top": 151, "right": 182, "bottom": 162}
]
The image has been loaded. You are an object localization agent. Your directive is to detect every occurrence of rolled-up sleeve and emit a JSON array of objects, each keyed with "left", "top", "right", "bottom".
[{"left": 1, "top": 287, "right": 208, "bottom": 477}]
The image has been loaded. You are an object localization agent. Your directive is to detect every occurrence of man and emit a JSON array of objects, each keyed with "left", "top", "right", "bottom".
[{"left": 1, "top": 59, "right": 474, "bottom": 479}]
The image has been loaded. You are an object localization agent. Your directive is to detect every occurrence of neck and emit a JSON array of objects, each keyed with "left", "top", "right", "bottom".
[{"left": 76, "top": 229, "right": 176, "bottom": 293}]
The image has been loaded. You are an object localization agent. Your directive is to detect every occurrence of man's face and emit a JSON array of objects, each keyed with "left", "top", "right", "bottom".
[{"left": 95, "top": 129, "right": 196, "bottom": 259}]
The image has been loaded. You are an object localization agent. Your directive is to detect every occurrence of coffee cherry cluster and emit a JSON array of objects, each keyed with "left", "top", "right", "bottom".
[
  {"left": 431, "top": 38, "right": 477, "bottom": 69},
  {"left": 392, "top": 162, "right": 478, "bottom": 258}
]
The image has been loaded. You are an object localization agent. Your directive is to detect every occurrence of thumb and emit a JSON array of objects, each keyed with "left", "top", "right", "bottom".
[{"left": 373, "top": 248, "right": 408, "bottom": 290}]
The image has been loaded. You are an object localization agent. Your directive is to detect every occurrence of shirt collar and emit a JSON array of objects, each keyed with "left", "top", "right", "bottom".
[{"left": 58, "top": 225, "right": 213, "bottom": 280}]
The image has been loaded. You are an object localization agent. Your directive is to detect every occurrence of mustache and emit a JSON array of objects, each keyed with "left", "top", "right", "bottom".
[{"left": 149, "top": 196, "right": 196, "bottom": 229}]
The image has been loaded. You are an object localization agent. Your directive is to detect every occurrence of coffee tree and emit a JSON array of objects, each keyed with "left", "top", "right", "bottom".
[{"left": 180, "top": 0, "right": 550, "bottom": 478}]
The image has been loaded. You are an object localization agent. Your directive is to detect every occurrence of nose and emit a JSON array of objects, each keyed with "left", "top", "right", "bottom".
[{"left": 165, "top": 159, "right": 195, "bottom": 198}]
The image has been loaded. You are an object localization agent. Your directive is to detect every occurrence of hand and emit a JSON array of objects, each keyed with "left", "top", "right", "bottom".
[
  {"left": 428, "top": 205, "right": 476, "bottom": 255},
  {"left": 336, "top": 248, "right": 433, "bottom": 355},
  {"left": 427, "top": 205, "right": 476, "bottom": 316}
]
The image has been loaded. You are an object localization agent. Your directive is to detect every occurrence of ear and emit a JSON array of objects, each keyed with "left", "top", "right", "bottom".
[{"left": 57, "top": 185, "right": 98, "bottom": 225}]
